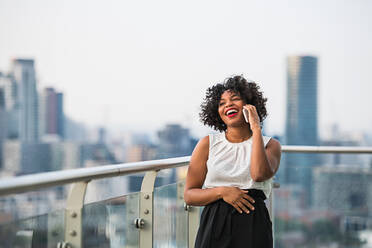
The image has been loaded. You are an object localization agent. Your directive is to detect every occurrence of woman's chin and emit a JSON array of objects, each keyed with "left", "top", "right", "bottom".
[{"left": 226, "top": 120, "right": 249, "bottom": 128}]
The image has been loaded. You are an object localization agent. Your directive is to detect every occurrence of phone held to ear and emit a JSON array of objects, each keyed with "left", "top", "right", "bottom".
[{"left": 243, "top": 108, "right": 249, "bottom": 123}]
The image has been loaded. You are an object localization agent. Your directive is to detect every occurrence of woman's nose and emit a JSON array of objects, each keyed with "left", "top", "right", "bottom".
[{"left": 225, "top": 100, "right": 233, "bottom": 108}]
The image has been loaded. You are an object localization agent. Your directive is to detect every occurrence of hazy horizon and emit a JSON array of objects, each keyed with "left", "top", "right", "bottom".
[{"left": 1, "top": 0, "right": 371, "bottom": 139}]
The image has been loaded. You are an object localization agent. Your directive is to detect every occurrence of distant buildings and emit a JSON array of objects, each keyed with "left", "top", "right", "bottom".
[
  {"left": 12, "top": 59, "right": 39, "bottom": 143},
  {"left": 157, "top": 124, "right": 196, "bottom": 159},
  {"left": 0, "top": 84, "right": 7, "bottom": 168},
  {"left": 40, "top": 87, "right": 64, "bottom": 140},
  {"left": 313, "top": 164, "right": 372, "bottom": 217},
  {"left": 285, "top": 55, "right": 319, "bottom": 147},
  {"left": 126, "top": 145, "right": 156, "bottom": 162},
  {"left": 2, "top": 141, "right": 51, "bottom": 174},
  {"left": 156, "top": 124, "right": 197, "bottom": 185},
  {"left": 0, "top": 58, "right": 85, "bottom": 176},
  {"left": 0, "top": 71, "right": 18, "bottom": 140},
  {"left": 282, "top": 55, "right": 319, "bottom": 206}
]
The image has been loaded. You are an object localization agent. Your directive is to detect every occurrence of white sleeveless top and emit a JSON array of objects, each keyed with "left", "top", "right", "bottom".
[{"left": 203, "top": 132, "right": 273, "bottom": 198}]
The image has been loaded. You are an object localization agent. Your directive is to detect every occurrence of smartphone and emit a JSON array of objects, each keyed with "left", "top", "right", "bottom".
[{"left": 243, "top": 108, "right": 249, "bottom": 123}]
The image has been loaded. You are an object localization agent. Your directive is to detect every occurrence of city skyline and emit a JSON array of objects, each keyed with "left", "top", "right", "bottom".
[{"left": 1, "top": 0, "right": 372, "bottom": 139}]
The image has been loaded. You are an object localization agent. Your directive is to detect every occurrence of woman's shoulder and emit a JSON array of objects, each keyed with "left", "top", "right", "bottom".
[
  {"left": 265, "top": 136, "right": 281, "bottom": 150},
  {"left": 199, "top": 135, "right": 209, "bottom": 145},
  {"left": 195, "top": 133, "right": 224, "bottom": 151},
  {"left": 195, "top": 135, "right": 210, "bottom": 152},
  {"left": 191, "top": 136, "right": 210, "bottom": 161}
]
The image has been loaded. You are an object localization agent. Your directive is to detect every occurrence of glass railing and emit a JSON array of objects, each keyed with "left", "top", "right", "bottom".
[
  {"left": 0, "top": 146, "right": 371, "bottom": 248},
  {"left": 82, "top": 191, "right": 140, "bottom": 248},
  {"left": 274, "top": 151, "right": 372, "bottom": 248}
]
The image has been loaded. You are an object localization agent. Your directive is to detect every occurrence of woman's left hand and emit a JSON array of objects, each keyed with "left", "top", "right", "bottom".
[{"left": 243, "top": 105, "right": 261, "bottom": 132}]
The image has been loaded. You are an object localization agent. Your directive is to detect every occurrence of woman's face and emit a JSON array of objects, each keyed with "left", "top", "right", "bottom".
[{"left": 218, "top": 90, "right": 246, "bottom": 127}]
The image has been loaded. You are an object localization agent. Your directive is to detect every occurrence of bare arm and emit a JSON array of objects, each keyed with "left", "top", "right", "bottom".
[
  {"left": 183, "top": 136, "right": 223, "bottom": 206},
  {"left": 250, "top": 130, "right": 281, "bottom": 182},
  {"left": 244, "top": 104, "right": 282, "bottom": 182}
]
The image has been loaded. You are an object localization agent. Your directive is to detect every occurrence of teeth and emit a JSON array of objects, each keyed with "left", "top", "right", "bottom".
[{"left": 226, "top": 109, "right": 238, "bottom": 115}]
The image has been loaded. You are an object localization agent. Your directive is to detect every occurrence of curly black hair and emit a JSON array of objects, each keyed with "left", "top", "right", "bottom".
[{"left": 199, "top": 75, "right": 268, "bottom": 132}]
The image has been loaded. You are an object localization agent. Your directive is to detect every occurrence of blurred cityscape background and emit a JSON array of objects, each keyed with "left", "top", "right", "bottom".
[{"left": 1, "top": 0, "right": 372, "bottom": 247}]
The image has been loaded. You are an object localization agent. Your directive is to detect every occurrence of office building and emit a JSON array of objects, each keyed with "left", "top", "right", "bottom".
[
  {"left": 0, "top": 72, "right": 19, "bottom": 139},
  {"left": 40, "top": 87, "right": 64, "bottom": 140},
  {"left": 283, "top": 55, "right": 319, "bottom": 206},
  {"left": 12, "top": 59, "right": 39, "bottom": 142},
  {"left": 157, "top": 124, "right": 195, "bottom": 159}
]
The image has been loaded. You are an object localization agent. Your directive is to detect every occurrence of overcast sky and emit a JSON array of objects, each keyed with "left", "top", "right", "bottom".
[{"left": 0, "top": 0, "right": 371, "bottom": 138}]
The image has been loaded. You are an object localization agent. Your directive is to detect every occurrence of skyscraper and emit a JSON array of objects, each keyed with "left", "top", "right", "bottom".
[
  {"left": 283, "top": 55, "right": 319, "bottom": 205},
  {"left": 40, "top": 87, "right": 64, "bottom": 140},
  {"left": 0, "top": 87, "right": 6, "bottom": 169},
  {"left": 285, "top": 55, "right": 318, "bottom": 147},
  {"left": 0, "top": 72, "right": 18, "bottom": 139},
  {"left": 12, "top": 59, "right": 39, "bottom": 143}
]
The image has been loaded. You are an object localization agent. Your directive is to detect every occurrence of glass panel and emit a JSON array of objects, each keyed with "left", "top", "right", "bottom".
[
  {"left": 84, "top": 173, "right": 167, "bottom": 204},
  {"left": 274, "top": 153, "right": 372, "bottom": 248},
  {"left": 82, "top": 191, "right": 140, "bottom": 248},
  {"left": 0, "top": 185, "right": 68, "bottom": 248},
  {"left": 0, "top": 185, "right": 69, "bottom": 223},
  {"left": 154, "top": 182, "right": 188, "bottom": 248},
  {"left": 0, "top": 208, "right": 64, "bottom": 248},
  {"left": 85, "top": 175, "right": 131, "bottom": 204}
]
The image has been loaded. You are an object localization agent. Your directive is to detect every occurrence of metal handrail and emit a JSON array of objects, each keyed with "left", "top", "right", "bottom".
[
  {"left": 1, "top": 145, "right": 372, "bottom": 197},
  {"left": 0, "top": 156, "right": 190, "bottom": 196},
  {"left": 281, "top": 145, "right": 372, "bottom": 153}
]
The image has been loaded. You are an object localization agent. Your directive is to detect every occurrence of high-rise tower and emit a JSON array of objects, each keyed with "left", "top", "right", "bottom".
[
  {"left": 283, "top": 55, "right": 319, "bottom": 205},
  {"left": 285, "top": 56, "right": 318, "bottom": 147},
  {"left": 12, "top": 59, "right": 39, "bottom": 142},
  {"left": 40, "top": 87, "right": 64, "bottom": 140}
]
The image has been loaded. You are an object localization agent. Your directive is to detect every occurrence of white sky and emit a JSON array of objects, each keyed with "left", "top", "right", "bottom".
[{"left": 0, "top": 0, "right": 371, "bottom": 138}]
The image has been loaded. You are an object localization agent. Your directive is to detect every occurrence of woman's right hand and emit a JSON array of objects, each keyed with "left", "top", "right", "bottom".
[{"left": 220, "top": 187, "right": 256, "bottom": 214}]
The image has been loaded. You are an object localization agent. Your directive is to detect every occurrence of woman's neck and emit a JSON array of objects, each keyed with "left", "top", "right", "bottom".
[{"left": 225, "top": 126, "right": 253, "bottom": 143}]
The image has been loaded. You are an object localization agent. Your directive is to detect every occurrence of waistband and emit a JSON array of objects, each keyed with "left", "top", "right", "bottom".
[{"left": 242, "top": 189, "right": 267, "bottom": 201}]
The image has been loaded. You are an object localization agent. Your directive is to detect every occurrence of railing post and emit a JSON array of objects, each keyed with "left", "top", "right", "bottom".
[
  {"left": 187, "top": 205, "right": 200, "bottom": 248},
  {"left": 126, "top": 193, "right": 139, "bottom": 247},
  {"left": 138, "top": 171, "right": 158, "bottom": 248},
  {"left": 48, "top": 210, "right": 63, "bottom": 247},
  {"left": 269, "top": 181, "right": 280, "bottom": 220},
  {"left": 269, "top": 181, "right": 280, "bottom": 248},
  {"left": 61, "top": 181, "right": 88, "bottom": 248},
  {"left": 176, "top": 180, "right": 187, "bottom": 247}
]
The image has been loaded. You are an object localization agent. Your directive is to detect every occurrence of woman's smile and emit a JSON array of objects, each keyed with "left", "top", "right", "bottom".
[
  {"left": 225, "top": 108, "right": 239, "bottom": 118},
  {"left": 219, "top": 91, "right": 245, "bottom": 124}
]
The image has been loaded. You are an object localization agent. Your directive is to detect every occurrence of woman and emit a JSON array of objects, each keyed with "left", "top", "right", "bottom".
[{"left": 184, "top": 75, "right": 281, "bottom": 248}]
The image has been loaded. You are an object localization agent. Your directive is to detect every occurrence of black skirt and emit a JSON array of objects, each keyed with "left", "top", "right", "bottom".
[{"left": 194, "top": 189, "right": 273, "bottom": 248}]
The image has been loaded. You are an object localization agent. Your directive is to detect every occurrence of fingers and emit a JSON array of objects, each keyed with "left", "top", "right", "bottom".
[
  {"left": 231, "top": 200, "right": 246, "bottom": 214},
  {"left": 242, "top": 193, "right": 255, "bottom": 204},
  {"left": 240, "top": 198, "right": 255, "bottom": 211},
  {"left": 244, "top": 105, "right": 258, "bottom": 119},
  {"left": 244, "top": 104, "right": 256, "bottom": 111},
  {"left": 231, "top": 197, "right": 255, "bottom": 214},
  {"left": 226, "top": 188, "right": 257, "bottom": 214},
  {"left": 235, "top": 201, "right": 250, "bottom": 214}
]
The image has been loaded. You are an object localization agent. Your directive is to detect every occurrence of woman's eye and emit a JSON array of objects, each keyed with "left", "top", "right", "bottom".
[{"left": 219, "top": 102, "right": 225, "bottom": 106}]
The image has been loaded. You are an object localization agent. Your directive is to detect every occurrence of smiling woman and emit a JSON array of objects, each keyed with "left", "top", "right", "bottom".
[
  {"left": 184, "top": 75, "right": 281, "bottom": 248},
  {"left": 199, "top": 76, "right": 268, "bottom": 132}
]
